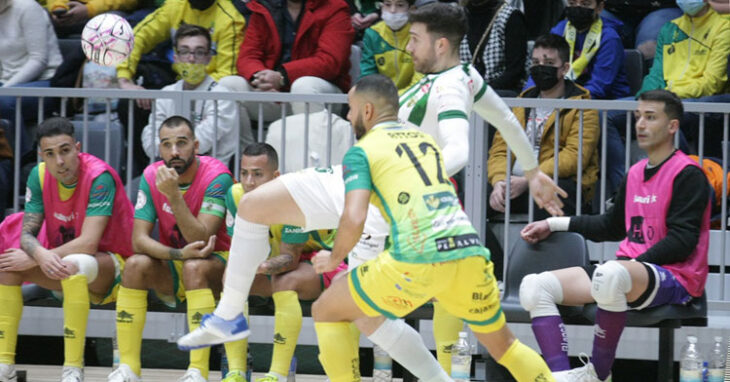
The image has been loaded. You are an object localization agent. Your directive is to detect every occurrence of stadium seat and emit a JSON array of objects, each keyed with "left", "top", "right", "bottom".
[
  {"left": 71, "top": 120, "right": 123, "bottom": 175},
  {"left": 623, "top": 49, "right": 644, "bottom": 95},
  {"left": 500, "top": 232, "right": 592, "bottom": 324}
]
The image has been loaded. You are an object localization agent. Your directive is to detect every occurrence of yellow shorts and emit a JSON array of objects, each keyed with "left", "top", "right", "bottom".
[
  {"left": 159, "top": 251, "right": 228, "bottom": 307},
  {"left": 348, "top": 251, "right": 505, "bottom": 334},
  {"left": 91, "top": 252, "right": 125, "bottom": 306}
]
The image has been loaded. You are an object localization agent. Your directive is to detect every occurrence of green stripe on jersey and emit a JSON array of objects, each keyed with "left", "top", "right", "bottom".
[
  {"left": 474, "top": 81, "right": 487, "bottom": 102},
  {"left": 438, "top": 110, "right": 468, "bottom": 121}
]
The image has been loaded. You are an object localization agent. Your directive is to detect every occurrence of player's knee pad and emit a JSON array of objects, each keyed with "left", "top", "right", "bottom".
[
  {"left": 519, "top": 272, "right": 563, "bottom": 318},
  {"left": 591, "top": 261, "right": 632, "bottom": 312},
  {"left": 64, "top": 254, "right": 99, "bottom": 283}
]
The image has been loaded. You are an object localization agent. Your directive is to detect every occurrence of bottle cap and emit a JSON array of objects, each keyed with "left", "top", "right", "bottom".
[
  {"left": 687, "top": 335, "right": 698, "bottom": 343},
  {"left": 715, "top": 336, "right": 723, "bottom": 343}
]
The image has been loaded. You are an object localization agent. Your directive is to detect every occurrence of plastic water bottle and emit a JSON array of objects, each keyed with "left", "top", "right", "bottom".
[
  {"left": 112, "top": 328, "right": 120, "bottom": 370},
  {"left": 372, "top": 344, "right": 392, "bottom": 382},
  {"left": 707, "top": 336, "right": 725, "bottom": 382},
  {"left": 451, "top": 331, "right": 471, "bottom": 382},
  {"left": 680, "top": 335, "right": 704, "bottom": 382},
  {"left": 287, "top": 356, "right": 297, "bottom": 382}
]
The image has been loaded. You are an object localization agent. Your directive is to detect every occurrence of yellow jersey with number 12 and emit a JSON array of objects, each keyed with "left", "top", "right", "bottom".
[{"left": 342, "top": 121, "right": 489, "bottom": 264}]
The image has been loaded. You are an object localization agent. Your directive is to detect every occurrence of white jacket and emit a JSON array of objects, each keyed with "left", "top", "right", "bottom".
[{"left": 141, "top": 76, "right": 241, "bottom": 164}]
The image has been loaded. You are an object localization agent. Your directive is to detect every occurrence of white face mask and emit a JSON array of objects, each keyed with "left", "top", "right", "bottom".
[{"left": 382, "top": 10, "right": 409, "bottom": 31}]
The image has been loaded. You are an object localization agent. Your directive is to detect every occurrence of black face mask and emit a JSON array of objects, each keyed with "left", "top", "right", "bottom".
[
  {"left": 189, "top": 0, "right": 215, "bottom": 10},
  {"left": 530, "top": 65, "right": 560, "bottom": 91},
  {"left": 565, "top": 6, "right": 596, "bottom": 30}
]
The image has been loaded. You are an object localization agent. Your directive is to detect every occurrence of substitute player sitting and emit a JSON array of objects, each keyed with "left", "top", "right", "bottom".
[
  {"left": 108, "top": 116, "right": 233, "bottom": 382},
  {"left": 0, "top": 117, "right": 134, "bottom": 382},
  {"left": 519, "top": 90, "right": 711, "bottom": 382},
  {"left": 311, "top": 74, "right": 556, "bottom": 382}
]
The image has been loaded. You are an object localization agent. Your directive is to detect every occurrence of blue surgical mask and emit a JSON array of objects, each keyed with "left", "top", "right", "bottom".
[{"left": 676, "top": 0, "right": 706, "bottom": 16}]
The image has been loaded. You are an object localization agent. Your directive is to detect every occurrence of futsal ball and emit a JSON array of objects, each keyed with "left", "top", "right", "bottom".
[{"left": 81, "top": 14, "right": 134, "bottom": 67}]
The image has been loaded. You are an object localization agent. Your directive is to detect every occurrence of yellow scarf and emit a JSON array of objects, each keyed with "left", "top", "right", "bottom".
[{"left": 563, "top": 17, "right": 602, "bottom": 80}]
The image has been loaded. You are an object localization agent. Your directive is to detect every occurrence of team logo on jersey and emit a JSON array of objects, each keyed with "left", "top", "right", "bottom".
[
  {"left": 382, "top": 295, "right": 413, "bottom": 310},
  {"left": 468, "top": 303, "right": 497, "bottom": 314},
  {"left": 397, "top": 192, "right": 410, "bottom": 205},
  {"left": 91, "top": 183, "right": 109, "bottom": 201},
  {"left": 472, "top": 291, "right": 493, "bottom": 301},
  {"left": 64, "top": 327, "right": 76, "bottom": 339},
  {"left": 53, "top": 212, "right": 76, "bottom": 223},
  {"left": 423, "top": 192, "right": 459, "bottom": 211},
  {"left": 135, "top": 190, "right": 147, "bottom": 210},
  {"left": 435, "top": 233, "right": 481, "bottom": 252}
]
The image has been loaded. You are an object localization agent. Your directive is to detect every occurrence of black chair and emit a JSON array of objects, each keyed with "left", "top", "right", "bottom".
[
  {"left": 501, "top": 232, "right": 593, "bottom": 324},
  {"left": 624, "top": 49, "right": 645, "bottom": 95}
]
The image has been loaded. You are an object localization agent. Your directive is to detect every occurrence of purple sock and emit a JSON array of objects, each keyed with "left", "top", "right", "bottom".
[
  {"left": 591, "top": 308, "right": 627, "bottom": 380},
  {"left": 531, "top": 315, "right": 570, "bottom": 371}
]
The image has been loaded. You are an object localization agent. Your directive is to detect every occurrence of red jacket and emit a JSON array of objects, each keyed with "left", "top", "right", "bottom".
[{"left": 237, "top": 0, "right": 354, "bottom": 92}]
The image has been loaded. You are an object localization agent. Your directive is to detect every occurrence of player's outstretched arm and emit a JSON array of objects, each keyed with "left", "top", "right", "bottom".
[{"left": 524, "top": 168, "right": 568, "bottom": 217}]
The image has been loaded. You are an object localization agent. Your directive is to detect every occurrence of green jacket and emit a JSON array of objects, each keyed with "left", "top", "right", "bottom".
[
  {"left": 360, "top": 21, "right": 421, "bottom": 92},
  {"left": 639, "top": 8, "right": 730, "bottom": 98}
]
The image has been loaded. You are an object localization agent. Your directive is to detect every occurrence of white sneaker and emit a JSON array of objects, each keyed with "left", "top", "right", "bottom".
[
  {"left": 177, "top": 313, "right": 250, "bottom": 350},
  {"left": 107, "top": 364, "right": 141, "bottom": 382},
  {"left": 0, "top": 364, "right": 16, "bottom": 382},
  {"left": 177, "top": 368, "right": 207, "bottom": 382},
  {"left": 61, "top": 366, "right": 84, "bottom": 382},
  {"left": 552, "top": 353, "right": 611, "bottom": 382}
]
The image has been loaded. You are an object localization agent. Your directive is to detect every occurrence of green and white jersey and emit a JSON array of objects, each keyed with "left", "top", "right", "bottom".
[{"left": 398, "top": 63, "right": 486, "bottom": 148}]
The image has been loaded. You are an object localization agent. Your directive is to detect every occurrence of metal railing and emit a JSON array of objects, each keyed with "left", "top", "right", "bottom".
[{"left": 2, "top": 87, "right": 730, "bottom": 310}]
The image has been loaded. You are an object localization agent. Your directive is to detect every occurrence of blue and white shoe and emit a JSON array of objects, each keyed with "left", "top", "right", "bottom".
[{"left": 177, "top": 313, "right": 250, "bottom": 350}]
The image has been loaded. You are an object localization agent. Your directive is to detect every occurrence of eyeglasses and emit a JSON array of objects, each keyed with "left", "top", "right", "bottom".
[{"left": 176, "top": 49, "right": 211, "bottom": 59}]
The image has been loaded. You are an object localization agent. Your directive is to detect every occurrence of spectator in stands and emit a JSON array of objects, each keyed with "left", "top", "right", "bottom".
[
  {"left": 0, "top": 118, "right": 134, "bottom": 382},
  {"left": 232, "top": 0, "right": 354, "bottom": 121},
  {"left": 488, "top": 34, "right": 599, "bottom": 219},
  {"left": 460, "top": 0, "right": 528, "bottom": 95},
  {"left": 519, "top": 89, "right": 711, "bottom": 382},
  {"left": 521, "top": 0, "right": 565, "bottom": 40},
  {"left": 46, "top": 0, "right": 156, "bottom": 36},
  {"left": 601, "top": 1, "right": 682, "bottom": 66},
  {"left": 117, "top": 0, "right": 245, "bottom": 176},
  {"left": 347, "top": 0, "right": 380, "bottom": 35},
  {"left": 0, "top": 0, "right": 63, "bottom": 156},
  {"left": 524, "top": 0, "right": 630, "bottom": 100},
  {"left": 224, "top": 143, "right": 347, "bottom": 382},
  {"left": 604, "top": 1, "right": 730, "bottom": 196},
  {"left": 108, "top": 116, "right": 233, "bottom": 382},
  {"left": 141, "top": 24, "right": 251, "bottom": 167},
  {"left": 360, "top": 0, "right": 420, "bottom": 92}
]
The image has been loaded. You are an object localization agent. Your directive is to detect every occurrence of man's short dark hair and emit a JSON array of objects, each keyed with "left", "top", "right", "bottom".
[
  {"left": 408, "top": 3, "right": 467, "bottom": 53},
  {"left": 638, "top": 90, "right": 684, "bottom": 121},
  {"left": 354, "top": 74, "right": 399, "bottom": 113},
  {"left": 160, "top": 115, "right": 195, "bottom": 137},
  {"left": 37, "top": 117, "right": 75, "bottom": 141},
  {"left": 243, "top": 142, "right": 279, "bottom": 170},
  {"left": 533, "top": 34, "right": 570, "bottom": 65},
  {"left": 174, "top": 23, "right": 212, "bottom": 51}
]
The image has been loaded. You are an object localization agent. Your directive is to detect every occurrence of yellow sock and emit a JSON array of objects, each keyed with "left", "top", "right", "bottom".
[
  {"left": 314, "top": 322, "right": 360, "bottom": 382},
  {"left": 0, "top": 285, "right": 22, "bottom": 365},
  {"left": 270, "top": 291, "right": 302, "bottom": 376},
  {"left": 224, "top": 298, "right": 249, "bottom": 375},
  {"left": 116, "top": 286, "right": 147, "bottom": 376},
  {"left": 62, "top": 275, "right": 90, "bottom": 368},
  {"left": 432, "top": 301, "right": 462, "bottom": 375},
  {"left": 497, "top": 339, "right": 555, "bottom": 382},
  {"left": 187, "top": 288, "right": 216, "bottom": 379},
  {"left": 348, "top": 322, "right": 360, "bottom": 358}
]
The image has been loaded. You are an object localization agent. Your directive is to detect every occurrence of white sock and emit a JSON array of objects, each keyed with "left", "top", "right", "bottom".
[
  {"left": 368, "top": 319, "right": 451, "bottom": 382},
  {"left": 215, "top": 216, "right": 270, "bottom": 320}
]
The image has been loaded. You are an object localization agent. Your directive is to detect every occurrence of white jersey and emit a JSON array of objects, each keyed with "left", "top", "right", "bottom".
[
  {"left": 398, "top": 63, "right": 538, "bottom": 175},
  {"left": 279, "top": 165, "right": 389, "bottom": 270}
]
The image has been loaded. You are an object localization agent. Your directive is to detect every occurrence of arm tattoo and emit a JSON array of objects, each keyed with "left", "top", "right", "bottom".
[
  {"left": 20, "top": 212, "right": 45, "bottom": 259},
  {"left": 169, "top": 248, "right": 183, "bottom": 260},
  {"left": 261, "top": 254, "right": 295, "bottom": 275}
]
